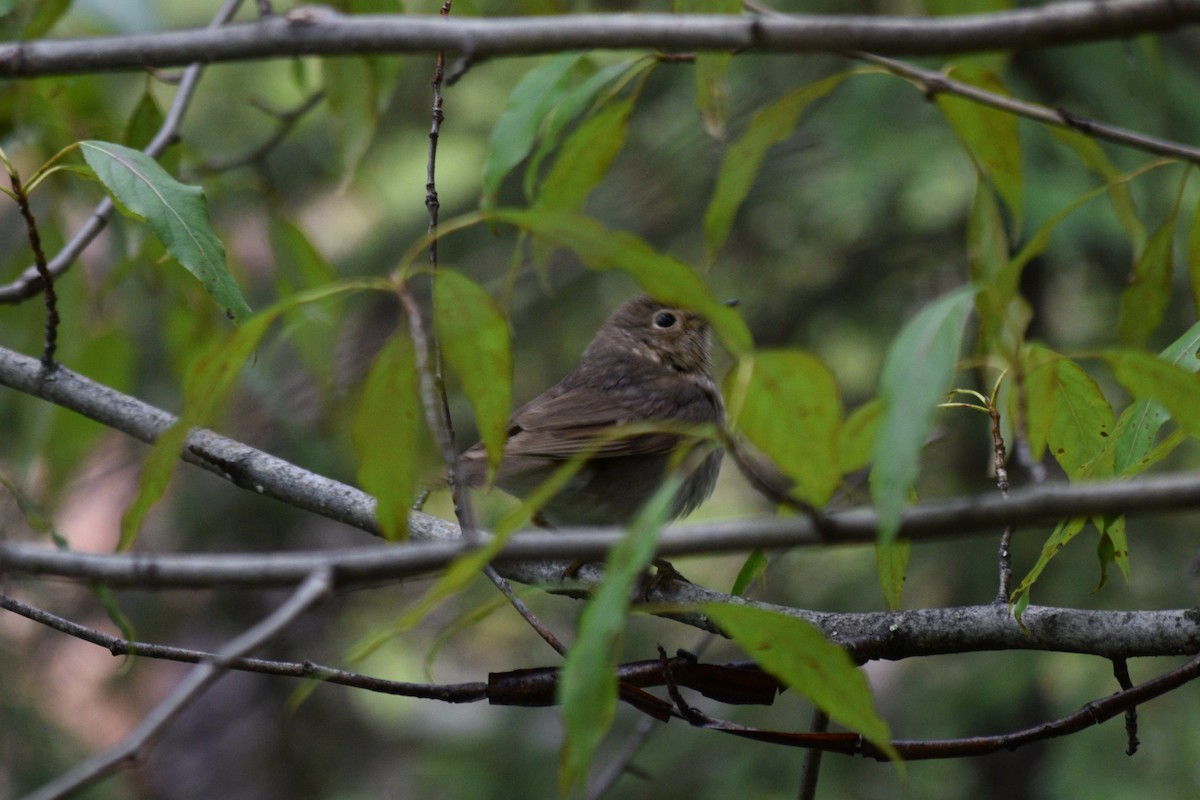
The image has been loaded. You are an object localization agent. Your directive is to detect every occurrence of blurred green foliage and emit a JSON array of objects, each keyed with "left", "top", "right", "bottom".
[{"left": 3, "top": 1, "right": 1200, "bottom": 799}]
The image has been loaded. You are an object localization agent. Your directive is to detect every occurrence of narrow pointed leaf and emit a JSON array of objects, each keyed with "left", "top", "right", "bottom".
[
  {"left": 1052, "top": 127, "right": 1145, "bottom": 252},
  {"left": 675, "top": 0, "right": 740, "bottom": 139},
  {"left": 80, "top": 140, "right": 251, "bottom": 322},
  {"left": 534, "top": 94, "right": 634, "bottom": 214},
  {"left": 1118, "top": 212, "right": 1177, "bottom": 347},
  {"left": 353, "top": 332, "right": 427, "bottom": 539},
  {"left": 559, "top": 477, "right": 681, "bottom": 796},
  {"left": 875, "top": 537, "right": 910, "bottom": 611},
  {"left": 838, "top": 398, "right": 882, "bottom": 475},
  {"left": 870, "top": 287, "right": 975, "bottom": 542},
  {"left": 434, "top": 270, "right": 512, "bottom": 482},
  {"left": 1011, "top": 516, "right": 1087, "bottom": 611},
  {"left": 936, "top": 67, "right": 1023, "bottom": 229},
  {"left": 483, "top": 52, "right": 582, "bottom": 207},
  {"left": 702, "top": 603, "right": 899, "bottom": 763},
  {"left": 704, "top": 73, "right": 849, "bottom": 260},
  {"left": 491, "top": 209, "right": 752, "bottom": 356}
]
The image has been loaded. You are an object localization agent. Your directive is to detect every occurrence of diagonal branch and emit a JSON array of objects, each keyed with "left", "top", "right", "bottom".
[
  {"left": 21, "top": 566, "right": 333, "bottom": 800},
  {"left": 0, "top": 0, "right": 245, "bottom": 306},
  {"left": 0, "top": 1, "right": 1197, "bottom": 78}
]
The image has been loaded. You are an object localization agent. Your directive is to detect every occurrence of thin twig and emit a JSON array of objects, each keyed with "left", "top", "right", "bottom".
[
  {"left": 798, "top": 709, "right": 830, "bottom": 800},
  {"left": 1112, "top": 657, "right": 1140, "bottom": 756},
  {"left": 587, "top": 716, "right": 658, "bottom": 799},
  {"left": 6, "top": 166, "right": 58, "bottom": 368},
  {"left": 851, "top": 50, "right": 1200, "bottom": 165},
  {"left": 0, "top": 0, "right": 246, "bottom": 305},
  {"left": 22, "top": 566, "right": 333, "bottom": 800},
  {"left": 0, "top": 592, "right": 486, "bottom": 702},
  {"left": 483, "top": 565, "right": 569, "bottom": 657}
]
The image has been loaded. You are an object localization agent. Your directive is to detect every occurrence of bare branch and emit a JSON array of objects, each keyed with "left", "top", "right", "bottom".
[
  {"left": 22, "top": 566, "right": 333, "bottom": 800},
  {"left": 0, "top": 592, "right": 487, "bottom": 702},
  {"left": 854, "top": 51, "right": 1200, "bottom": 165},
  {"left": 0, "top": 2, "right": 1197, "bottom": 78}
]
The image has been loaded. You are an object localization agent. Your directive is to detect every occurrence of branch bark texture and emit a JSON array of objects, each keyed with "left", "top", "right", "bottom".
[{"left": 1, "top": 2, "right": 1197, "bottom": 78}]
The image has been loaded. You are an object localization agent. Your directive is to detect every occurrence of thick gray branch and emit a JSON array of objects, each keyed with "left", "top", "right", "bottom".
[
  {"left": 1, "top": 2, "right": 1197, "bottom": 78},
  {"left": 4, "top": 343, "right": 1200, "bottom": 575}
]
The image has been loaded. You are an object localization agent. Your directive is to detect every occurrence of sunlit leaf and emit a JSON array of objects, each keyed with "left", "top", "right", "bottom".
[
  {"left": 491, "top": 209, "right": 753, "bottom": 356},
  {"left": 559, "top": 477, "right": 680, "bottom": 795},
  {"left": 80, "top": 140, "right": 251, "bottom": 322},
  {"left": 483, "top": 52, "right": 583, "bottom": 208},
  {"left": 701, "top": 603, "right": 899, "bottom": 763},
  {"left": 724, "top": 349, "right": 843, "bottom": 507},
  {"left": 704, "top": 73, "right": 850, "bottom": 261},
  {"left": 871, "top": 287, "right": 975, "bottom": 542},
  {"left": 434, "top": 270, "right": 512, "bottom": 483},
  {"left": 936, "top": 66, "right": 1023, "bottom": 229}
]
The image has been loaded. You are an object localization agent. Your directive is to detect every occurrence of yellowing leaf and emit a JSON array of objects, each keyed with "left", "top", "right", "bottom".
[
  {"left": 702, "top": 603, "right": 899, "bottom": 763},
  {"left": 725, "top": 349, "right": 843, "bottom": 507}
]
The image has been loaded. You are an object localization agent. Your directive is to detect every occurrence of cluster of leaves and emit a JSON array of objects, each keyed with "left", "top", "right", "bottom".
[{"left": 4, "top": 3, "right": 1200, "bottom": 797}]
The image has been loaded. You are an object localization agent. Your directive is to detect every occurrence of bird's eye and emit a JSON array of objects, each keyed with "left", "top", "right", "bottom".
[{"left": 653, "top": 311, "right": 677, "bottom": 329}]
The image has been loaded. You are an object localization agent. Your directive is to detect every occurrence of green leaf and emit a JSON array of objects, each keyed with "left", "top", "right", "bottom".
[
  {"left": 1022, "top": 346, "right": 1114, "bottom": 479},
  {"left": 1011, "top": 516, "right": 1087, "bottom": 608},
  {"left": 352, "top": 333, "right": 427, "bottom": 539},
  {"left": 1118, "top": 210, "right": 1177, "bottom": 347},
  {"left": 524, "top": 59, "right": 650, "bottom": 200},
  {"left": 730, "top": 549, "right": 768, "bottom": 596},
  {"left": 1102, "top": 349, "right": 1200, "bottom": 439},
  {"left": 433, "top": 270, "right": 512, "bottom": 483},
  {"left": 1051, "top": 127, "right": 1145, "bottom": 252},
  {"left": 1111, "top": 320, "right": 1200, "bottom": 475},
  {"left": 483, "top": 52, "right": 583, "bottom": 208},
  {"left": 1093, "top": 514, "right": 1131, "bottom": 590},
  {"left": 936, "top": 66, "right": 1023, "bottom": 229},
  {"left": 870, "top": 287, "right": 975, "bottom": 542},
  {"left": 875, "top": 537, "right": 910, "bottom": 611},
  {"left": 120, "top": 312, "right": 275, "bottom": 549},
  {"left": 79, "top": 140, "right": 251, "bottom": 322},
  {"left": 1190, "top": 195, "right": 1200, "bottom": 318},
  {"left": 322, "top": 58, "right": 381, "bottom": 184},
  {"left": 675, "top": 0, "right": 741, "bottom": 139},
  {"left": 701, "top": 603, "right": 899, "bottom": 763},
  {"left": 120, "top": 280, "right": 385, "bottom": 549},
  {"left": 704, "top": 73, "right": 850, "bottom": 261},
  {"left": 23, "top": 0, "right": 70, "bottom": 39},
  {"left": 724, "top": 349, "right": 843, "bottom": 507},
  {"left": 968, "top": 181, "right": 1018, "bottom": 357},
  {"left": 838, "top": 398, "right": 883, "bottom": 475},
  {"left": 122, "top": 87, "right": 165, "bottom": 152},
  {"left": 559, "top": 477, "right": 681, "bottom": 796},
  {"left": 490, "top": 209, "right": 753, "bottom": 356},
  {"left": 271, "top": 218, "right": 340, "bottom": 389},
  {"left": 534, "top": 94, "right": 634, "bottom": 214}
]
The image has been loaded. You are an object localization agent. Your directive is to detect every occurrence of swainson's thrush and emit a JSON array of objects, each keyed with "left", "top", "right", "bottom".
[{"left": 458, "top": 294, "right": 724, "bottom": 527}]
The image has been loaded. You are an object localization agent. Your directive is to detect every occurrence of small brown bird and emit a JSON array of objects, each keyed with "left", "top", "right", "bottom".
[{"left": 458, "top": 294, "right": 724, "bottom": 527}]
